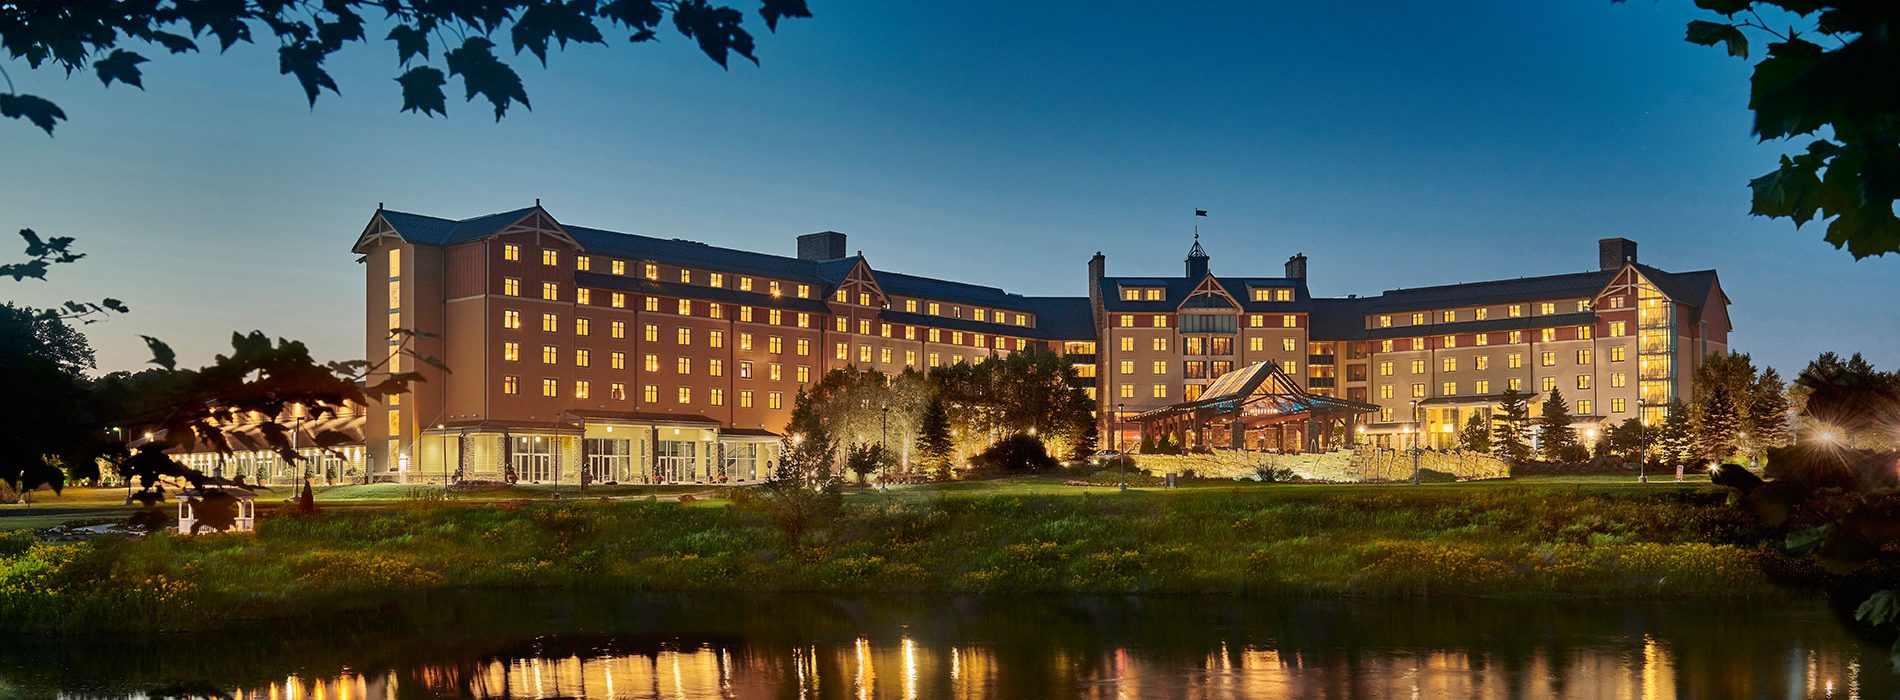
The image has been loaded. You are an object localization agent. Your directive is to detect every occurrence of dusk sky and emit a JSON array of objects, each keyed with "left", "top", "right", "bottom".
[{"left": 5, "top": 0, "right": 1895, "bottom": 377}]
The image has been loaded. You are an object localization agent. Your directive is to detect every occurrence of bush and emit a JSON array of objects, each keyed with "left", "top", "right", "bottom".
[
  {"left": 1253, "top": 466, "right": 1299, "bottom": 483},
  {"left": 970, "top": 433, "right": 1058, "bottom": 473}
]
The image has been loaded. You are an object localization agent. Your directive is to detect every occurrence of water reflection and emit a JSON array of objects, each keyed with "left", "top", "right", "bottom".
[{"left": 10, "top": 594, "right": 1893, "bottom": 699}]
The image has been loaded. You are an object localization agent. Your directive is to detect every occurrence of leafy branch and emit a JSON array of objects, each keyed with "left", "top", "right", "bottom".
[
  {"left": 1652, "top": 1, "right": 1900, "bottom": 258},
  {"left": 0, "top": 0, "right": 812, "bottom": 133}
]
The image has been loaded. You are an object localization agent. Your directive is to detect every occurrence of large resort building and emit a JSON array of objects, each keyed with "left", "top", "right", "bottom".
[{"left": 349, "top": 204, "right": 1729, "bottom": 484}]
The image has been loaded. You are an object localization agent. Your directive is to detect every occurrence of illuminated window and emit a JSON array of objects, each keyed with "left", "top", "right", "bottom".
[
  {"left": 768, "top": 391, "right": 783, "bottom": 410},
  {"left": 1153, "top": 315, "right": 1168, "bottom": 328},
  {"left": 503, "top": 278, "right": 520, "bottom": 296},
  {"left": 709, "top": 358, "right": 724, "bottom": 377},
  {"left": 645, "top": 297, "right": 659, "bottom": 312},
  {"left": 709, "top": 272, "right": 723, "bottom": 287},
  {"left": 644, "top": 385, "right": 658, "bottom": 403},
  {"left": 1475, "top": 333, "right": 1489, "bottom": 346},
  {"left": 1152, "top": 384, "right": 1168, "bottom": 399},
  {"left": 1379, "top": 315, "right": 1392, "bottom": 328},
  {"left": 1119, "top": 314, "right": 1133, "bottom": 328},
  {"left": 904, "top": 351, "right": 916, "bottom": 368},
  {"left": 880, "top": 347, "right": 892, "bottom": 363},
  {"left": 740, "top": 277, "right": 755, "bottom": 291},
  {"left": 769, "top": 336, "right": 782, "bottom": 354},
  {"left": 1508, "top": 304, "right": 1522, "bottom": 318},
  {"left": 710, "top": 330, "right": 725, "bottom": 349},
  {"left": 575, "top": 380, "right": 590, "bottom": 399},
  {"left": 1508, "top": 353, "right": 1523, "bottom": 369},
  {"left": 541, "top": 249, "right": 558, "bottom": 266},
  {"left": 859, "top": 319, "right": 871, "bottom": 335},
  {"left": 1577, "top": 349, "right": 1592, "bottom": 365},
  {"left": 575, "top": 348, "right": 590, "bottom": 367},
  {"left": 677, "top": 387, "right": 691, "bottom": 404},
  {"left": 796, "top": 284, "right": 810, "bottom": 298},
  {"left": 610, "top": 292, "right": 624, "bottom": 308},
  {"left": 930, "top": 353, "right": 942, "bottom": 368},
  {"left": 1541, "top": 351, "right": 1556, "bottom": 367},
  {"left": 1610, "top": 346, "right": 1626, "bottom": 362},
  {"left": 1540, "top": 327, "right": 1556, "bottom": 343},
  {"left": 576, "top": 256, "right": 590, "bottom": 272},
  {"left": 709, "top": 304, "right": 722, "bottom": 319},
  {"left": 502, "top": 375, "right": 518, "bottom": 394},
  {"left": 1475, "top": 379, "right": 1490, "bottom": 394},
  {"left": 1250, "top": 314, "right": 1264, "bottom": 328},
  {"left": 1119, "top": 360, "right": 1134, "bottom": 375},
  {"left": 1475, "top": 355, "right": 1489, "bottom": 371},
  {"left": 1152, "top": 360, "right": 1167, "bottom": 375},
  {"left": 1539, "top": 302, "right": 1556, "bottom": 316},
  {"left": 1381, "top": 340, "right": 1394, "bottom": 353},
  {"left": 1410, "top": 359, "right": 1425, "bottom": 374},
  {"left": 541, "top": 313, "right": 558, "bottom": 332},
  {"left": 644, "top": 324, "right": 659, "bottom": 342},
  {"left": 677, "top": 299, "right": 692, "bottom": 316},
  {"left": 1249, "top": 337, "right": 1264, "bottom": 352},
  {"left": 1541, "top": 376, "right": 1557, "bottom": 392},
  {"left": 541, "top": 378, "right": 558, "bottom": 397},
  {"left": 1508, "top": 330, "right": 1523, "bottom": 344},
  {"left": 1411, "top": 383, "right": 1426, "bottom": 398},
  {"left": 676, "top": 356, "right": 692, "bottom": 375},
  {"left": 1577, "top": 325, "right": 1593, "bottom": 340},
  {"left": 1442, "top": 381, "right": 1456, "bottom": 396},
  {"left": 836, "top": 343, "right": 849, "bottom": 361},
  {"left": 739, "top": 390, "right": 754, "bottom": 408},
  {"left": 1611, "top": 398, "right": 1626, "bottom": 413},
  {"left": 644, "top": 263, "right": 658, "bottom": 280},
  {"left": 1153, "top": 337, "right": 1168, "bottom": 352},
  {"left": 503, "top": 244, "right": 520, "bottom": 261},
  {"left": 1609, "top": 321, "right": 1627, "bottom": 337},
  {"left": 738, "top": 333, "right": 753, "bottom": 351},
  {"left": 504, "top": 310, "right": 521, "bottom": 329},
  {"left": 1411, "top": 338, "right": 1425, "bottom": 351},
  {"left": 1442, "top": 335, "right": 1456, "bottom": 349},
  {"left": 611, "top": 260, "right": 625, "bottom": 275},
  {"left": 1578, "top": 399, "right": 1593, "bottom": 415},
  {"left": 542, "top": 281, "right": 559, "bottom": 300},
  {"left": 678, "top": 269, "right": 691, "bottom": 284},
  {"left": 575, "top": 318, "right": 590, "bottom": 336},
  {"left": 1282, "top": 338, "right": 1297, "bottom": 352},
  {"left": 739, "top": 361, "right": 752, "bottom": 378},
  {"left": 798, "top": 365, "right": 811, "bottom": 382},
  {"left": 1119, "top": 384, "right": 1134, "bottom": 399},
  {"left": 676, "top": 327, "right": 691, "bottom": 345},
  {"left": 1610, "top": 372, "right": 1627, "bottom": 388},
  {"left": 503, "top": 342, "right": 519, "bottom": 362},
  {"left": 1577, "top": 374, "right": 1591, "bottom": 390},
  {"left": 1441, "top": 310, "right": 1455, "bottom": 323},
  {"left": 1282, "top": 314, "right": 1297, "bottom": 328},
  {"left": 1379, "top": 385, "right": 1393, "bottom": 399},
  {"left": 1509, "top": 378, "right": 1523, "bottom": 391},
  {"left": 610, "top": 383, "right": 625, "bottom": 400},
  {"left": 796, "top": 338, "right": 809, "bottom": 356},
  {"left": 740, "top": 306, "right": 754, "bottom": 323},
  {"left": 1442, "top": 357, "right": 1457, "bottom": 372},
  {"left": 709, "top": 388, "right": 724, "bottom": 406},
  {"left": 1144, "top": 289, "right": 1162, "bottom": 301},
  {"left": 858, "top": 345, "right": 871, "bottom": 363},
  {"left": 611, "top": 351, "right": 625, "bottom": 370},
  {"left": 1379, "top": 361, "right": 1393, "bottom": 376},
  {"left": 541, "top": 345, "right": 558, "bottom": 364}
]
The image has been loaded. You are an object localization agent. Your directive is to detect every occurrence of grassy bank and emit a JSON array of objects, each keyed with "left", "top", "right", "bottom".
[{"left": 0, "top": 480, "right": 1809, "bottom": 633}]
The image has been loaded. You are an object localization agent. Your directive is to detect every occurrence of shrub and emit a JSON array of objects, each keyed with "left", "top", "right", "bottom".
[
  {"left": 1253, "top": 466, "right": 1299, "bottom": 483},
  {"left": 970, "top": 434, "right": 1058, "bottom": 473}
]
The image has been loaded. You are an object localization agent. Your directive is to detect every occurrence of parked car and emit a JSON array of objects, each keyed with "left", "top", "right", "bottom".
[{"left": 1093, "top": 450, "right": 1124, "bottom": 465}]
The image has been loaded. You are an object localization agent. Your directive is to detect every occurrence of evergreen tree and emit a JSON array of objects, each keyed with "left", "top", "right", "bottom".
[
  {"left": 1746, "top": 368, "right": 1793, "bottom": 460},
  {"left": 1491, "top": 388, "right": 1533, "bottom": 464},
  {"left": 1139, "top": 432, "right": 1156, "bottom": 454},
  {"left": 1156, "top": 432, "right": 1178, "bottom": 455},
  {"left": 915, "top": 395, "right": 954, "bottom": 479},
  {"left": 1656, "top": 400, "right": 1697, "bottom": 470},
  {"left": 1692, "top": 386, "right": 1740, "bottom": 463},
  {"left": 1071, "top": 419, "right": 1099, "bottom": 462},
  {"left": 1537, "top": 387, "right": 1581, "bottom": 462},
  {"left": 1458, "top": 412, "right": 1491, "bottom": 453},
  {"left": 1608, "top": 417, "right": 1647, "bottom": 462}
]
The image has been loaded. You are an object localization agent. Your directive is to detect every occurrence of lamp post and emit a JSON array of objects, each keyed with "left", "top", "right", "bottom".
[
  {"left": 1410, "top": 399, "right": 1421, "bottom": 485},
  {"left": 1116, "top": 402, "right": 1126, "bottom": 479},
  {"left": 880, "top": 404, "right": 890, "bottom": 474},
  {"left": 1637, "top": 397, "right": 1648, "bottom": 484}
]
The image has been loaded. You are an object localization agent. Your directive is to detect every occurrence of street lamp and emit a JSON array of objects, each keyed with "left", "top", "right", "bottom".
[
  {"left": 1637, "top": 397, "right": 1648, "bottom": 484},
  {"left": 1410, "top": 399, "right": 1421, "bottom": 485}
]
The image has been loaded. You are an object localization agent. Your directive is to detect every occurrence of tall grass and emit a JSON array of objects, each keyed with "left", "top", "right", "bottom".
[{"left": 0, "top": 487, "right": 1806, "bottom": 633}]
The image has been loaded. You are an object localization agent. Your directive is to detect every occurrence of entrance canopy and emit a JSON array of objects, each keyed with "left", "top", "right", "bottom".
[{"left": 1132, "top": 362, "right": 1379, "bottom": 452}]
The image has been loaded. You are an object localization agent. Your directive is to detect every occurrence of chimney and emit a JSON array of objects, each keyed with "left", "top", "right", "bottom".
[
  {"left": 1598, "top": 237, "right": 1637, "bottom": 271},
  {"left": 1285, "top": 253, "right": 1308, "bottom": 280},
  {"left": 797, "top": 231, "right": 847, "bottom": 261},
  {"left": 1087, "top": 251, "right": 1106, "bottom": 326}
]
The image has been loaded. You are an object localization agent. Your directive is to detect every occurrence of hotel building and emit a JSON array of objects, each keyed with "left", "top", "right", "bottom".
[{"left": 353, "top": 205, "right": 1728, "bottom": 482}]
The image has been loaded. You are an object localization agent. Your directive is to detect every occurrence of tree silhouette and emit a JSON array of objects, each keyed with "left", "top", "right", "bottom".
[
  {"left": 1537, "top": 387, "right": 1581, "bottom": 462},
  {"left": 0, "top": 0, "right": 811, "bottom": 134},
  {"left": 1458, "top": 411, "right": 1490, "bottom": 453}
]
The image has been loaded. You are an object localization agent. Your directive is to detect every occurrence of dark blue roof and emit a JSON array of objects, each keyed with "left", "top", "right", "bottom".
[
  {"left": 1020, "top": 297, "right": 1096, "bottom": 341},
  {"left": 1309, "top": 297, "right": 1371, "bottom": 341},
  {"left": 1100, "top": 275, "right": 1312, "bottom": 312},
  {"left": 378, "top": 207, "right": 538, "bottom": 246}
]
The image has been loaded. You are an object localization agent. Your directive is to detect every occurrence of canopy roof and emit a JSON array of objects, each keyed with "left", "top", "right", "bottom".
[{"left": 1134, "top": 362, "right": 1379, "bottom": 424}]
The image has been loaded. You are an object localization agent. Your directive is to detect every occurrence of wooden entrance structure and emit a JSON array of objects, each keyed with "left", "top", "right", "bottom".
[{"left": 1132, "top": 362, "right": 1379, "bottom": 453}]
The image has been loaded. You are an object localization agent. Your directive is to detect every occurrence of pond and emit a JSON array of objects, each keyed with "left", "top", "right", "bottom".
[{"left": 3, "top": 592, "right": 1891, "bottom": 699}]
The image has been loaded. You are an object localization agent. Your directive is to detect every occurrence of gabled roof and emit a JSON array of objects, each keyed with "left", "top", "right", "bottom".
[{"left": 375, "top": 207, "right": 540, "bottom": 247}]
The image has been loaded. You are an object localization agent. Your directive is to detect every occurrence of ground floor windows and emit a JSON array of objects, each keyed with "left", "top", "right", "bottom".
[
  {"left": 511, "top": 436, "right": 554, "bottom": 482},
  {"left": 656, "top": 440, "right": 699, "bottom": 482},
  {"left": 584, "top": 438, "right": 630, "bottom": 483}
]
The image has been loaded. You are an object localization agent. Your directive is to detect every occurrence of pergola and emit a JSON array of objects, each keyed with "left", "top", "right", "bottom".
[{"left": 1132, "top": 362, "right": 1380, "bottom": 453}]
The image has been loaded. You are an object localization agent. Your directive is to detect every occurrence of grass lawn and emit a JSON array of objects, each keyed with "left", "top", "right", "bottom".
[{"left": 1, "top": 475, "right": 1717, "bottom": 531}]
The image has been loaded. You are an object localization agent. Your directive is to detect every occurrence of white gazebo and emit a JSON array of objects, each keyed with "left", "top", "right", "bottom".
[{"left": 176, "top": 487, "right": 259, "bottom": 534}]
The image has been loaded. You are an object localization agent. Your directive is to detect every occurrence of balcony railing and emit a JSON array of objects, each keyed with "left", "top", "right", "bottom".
[
  {"left": 1308, "top": 354, "right": 1336, "bottom": 366},
  {"left": 1308, "top": 377, "right": 1337, "bottom": 389}
]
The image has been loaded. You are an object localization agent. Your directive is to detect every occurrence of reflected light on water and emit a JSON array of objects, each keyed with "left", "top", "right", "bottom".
[{"left": 193, "top": 632, "right": 1885, "bottom": 700}]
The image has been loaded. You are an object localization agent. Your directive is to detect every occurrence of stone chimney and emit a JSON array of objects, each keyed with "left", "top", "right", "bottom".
[
  {"left": 797, "top": 231, "right": 847, "bottom": 261},
  {"left": 1599, "top": 237, "right": 1637, "bottom": 271},
  {"left": 1087, "top": 251, "right": 1106, "bottom": 327},
  {"left": 1285, "top": 253, "right": 1308, "bottom": 279}
]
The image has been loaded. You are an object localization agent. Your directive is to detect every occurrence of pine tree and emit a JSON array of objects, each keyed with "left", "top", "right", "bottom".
[
  {"left": 1491, "top": 388, "right": 1533, "bottom": 464},
  {"left": 1692, "top": 386, "right": 1740, "bottom": 463},
  {"left": 1656, "top": 399, "right": 1697, "bottom": 470},
  {"left": 1139, "top": 432, "right": 1156, "bottom": 454},
  {"left": 1747, "top": 368, "right": 1793, "bottom": 459},
  {"left": 916, "top": 396, "right": 955, "bottom": 479},
  {"left": 1538, "top": 387, "right": 1580, "bottom": 462},
  {"left": 1459, "top": 412, "right": 1491, "bottom": 453}
]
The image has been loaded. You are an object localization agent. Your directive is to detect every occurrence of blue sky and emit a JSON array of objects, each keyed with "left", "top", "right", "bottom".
[{"left": 5, "top": 1, "right": 1895, "bottom": 376}]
